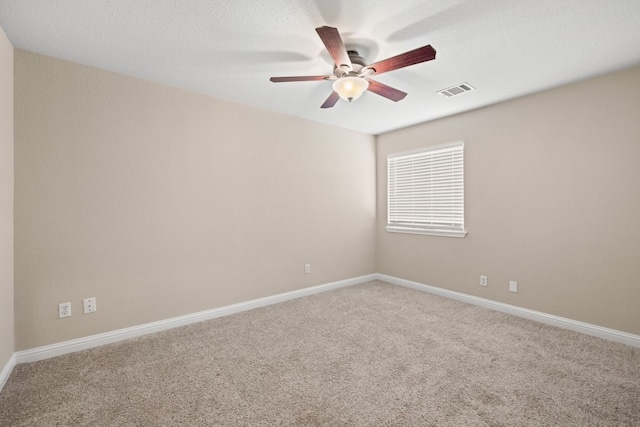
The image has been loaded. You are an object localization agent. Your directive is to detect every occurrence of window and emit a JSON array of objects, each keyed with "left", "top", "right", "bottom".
[{"left": 387, "top": 141, "right": 466, "bottom": 238}]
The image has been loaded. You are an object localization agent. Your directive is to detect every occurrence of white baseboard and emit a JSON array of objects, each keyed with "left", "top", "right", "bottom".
[
  {"left": 0, "top": 353, "right": 16, "bottom": 393},
  {"left": 376, "top": 273, "right": 640, "bottom": 348},
  {"left": 7, "top": 271, "right": 639, "bottom": 382},
  {"left": 14, "top": 274, "right": 377, "bottom": 365}
]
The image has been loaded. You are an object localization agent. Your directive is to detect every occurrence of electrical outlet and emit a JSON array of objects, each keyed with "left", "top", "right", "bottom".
[
  {"left": 480, "top": 275, "right": 488, "bottom": 287},
  {"left": 83, "top": 297, "right": 97, "bottom": 314},
  {"left": 304, "top": 264, "right": 311, "bottom": 274},
  {"left": 509, "top": 281, "right": 518, "bottom": 293},
  {"left": 59, "top": 302, "right": 71, "bottom": 318}
]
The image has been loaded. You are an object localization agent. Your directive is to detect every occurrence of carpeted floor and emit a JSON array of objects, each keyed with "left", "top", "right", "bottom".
[{"left": 1, "top": 280, "right": 638, "bottom": 426}]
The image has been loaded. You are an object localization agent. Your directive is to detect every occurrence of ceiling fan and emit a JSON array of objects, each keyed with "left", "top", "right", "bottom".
[{"left": 269, "top": 26, "right": 436, "bottom": 108}]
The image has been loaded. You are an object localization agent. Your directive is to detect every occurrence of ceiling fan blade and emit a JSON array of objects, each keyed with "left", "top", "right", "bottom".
[
  {"left": 366, "top": 45, "right": 436, "bottom": 75},
  {"left": 320, "top": 91, "right": 340, "bottom": 109},
  {"left": 367, "top": 80, "right": 407, "bottom": 102},
  {"left": 315, "top": 26, "right": 352, "bottom": 70},
  {"left": 270, "top": 76, "right": 329, "bottom": 83}
]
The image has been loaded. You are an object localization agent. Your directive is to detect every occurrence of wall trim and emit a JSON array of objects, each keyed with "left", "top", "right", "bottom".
[
  {"left": 376, "top": 273, "right": 640, "bottom": 348},
  {"left": 6, "top": 271, "right": 639, "bottom": 386},
  {"left": 0, "top": 353, "right": 16, "bottom": 393},
  {"left": 13, "top": 274, "right": 377, "bottom": 365}
]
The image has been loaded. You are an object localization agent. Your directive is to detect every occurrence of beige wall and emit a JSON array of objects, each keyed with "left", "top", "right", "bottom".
[
  {"left": 14, "top": 50, "right": 376, "bottom": 350},
  {"left": 0, "top": 27, "right": 14, "bottom": 366},
  {"left": 11, "top": 46, "right": 640, "bottom": 352},
  {"left": 377, "top": 66, "right": 640, "bottom": 335}
]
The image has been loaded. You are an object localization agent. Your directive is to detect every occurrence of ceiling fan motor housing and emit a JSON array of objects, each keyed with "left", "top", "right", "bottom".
[{"left": 335, "top": 50, "right": 368, "bottom": 77}]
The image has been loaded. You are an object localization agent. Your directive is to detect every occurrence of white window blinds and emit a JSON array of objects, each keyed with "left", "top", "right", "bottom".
[{"left": 387, "top": 141, "right": 466, "bottom": 237}]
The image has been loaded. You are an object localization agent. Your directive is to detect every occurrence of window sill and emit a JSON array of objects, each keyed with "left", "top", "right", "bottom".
[{"left": 386, "top": 226, "right": 467, "bottom": 238}]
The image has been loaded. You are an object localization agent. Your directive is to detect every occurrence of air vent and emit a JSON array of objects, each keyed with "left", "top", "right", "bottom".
[{"left": 437, "top": 82, "right": 475, "bottom": 98}]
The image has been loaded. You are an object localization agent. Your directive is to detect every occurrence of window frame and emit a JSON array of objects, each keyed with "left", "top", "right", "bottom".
[{"left": 386, "top": 141, "right": 467, "bottom": 238}]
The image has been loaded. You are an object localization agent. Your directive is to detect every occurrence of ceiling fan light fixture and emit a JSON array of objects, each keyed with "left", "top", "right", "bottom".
[
  {"left": 270, "top": 26, "right": 437, "bottom": 108},
  {"left": 332, "top": 76, "right": 369, "bottom": 102}
]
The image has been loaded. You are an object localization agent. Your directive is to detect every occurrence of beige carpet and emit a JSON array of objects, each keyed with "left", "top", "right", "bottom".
[{"left": 1, "top": 281, "right": 638, "bottom": 426}]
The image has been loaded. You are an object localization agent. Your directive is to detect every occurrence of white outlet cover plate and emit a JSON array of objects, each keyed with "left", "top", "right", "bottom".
[
  {"left": 59, "top": 302, "right": 71, "bottom": 318},
  {"left": 83, "top": 297, "right": 97, "bottom": 314},
  {"left": 509, "top": 281, "right": 518, "bottom": 293}
]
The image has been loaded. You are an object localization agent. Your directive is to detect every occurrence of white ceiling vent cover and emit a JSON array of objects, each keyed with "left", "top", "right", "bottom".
[{"left": 438, "top": 83, "right": 475, "bottom": 98}]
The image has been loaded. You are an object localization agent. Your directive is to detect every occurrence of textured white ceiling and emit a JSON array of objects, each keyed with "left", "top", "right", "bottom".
[{"left": 2, "top": 0, "right": 640, "bottom": 135}]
